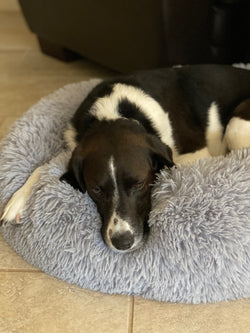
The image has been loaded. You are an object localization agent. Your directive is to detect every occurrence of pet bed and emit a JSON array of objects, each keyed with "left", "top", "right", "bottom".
[{"left": 0, "top": 78, "right": 250, "bottom": 304}]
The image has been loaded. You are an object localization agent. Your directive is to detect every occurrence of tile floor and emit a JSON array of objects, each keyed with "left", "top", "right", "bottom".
[{"left": 0, "top": 2, "right": 250, "bottom": 332}]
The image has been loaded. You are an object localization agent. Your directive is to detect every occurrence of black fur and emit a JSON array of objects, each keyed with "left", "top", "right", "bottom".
[
  {"left": 71, "top": 65, "right": 250, "bottom": 154},
  {"left": 61, "top": 64, "right": 250, "bottom": 252}
]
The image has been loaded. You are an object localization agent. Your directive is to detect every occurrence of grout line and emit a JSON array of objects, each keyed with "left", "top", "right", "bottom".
[
  {"left": 0, "top": 269, "right": 41, "bottom": 273},
  {"left": 128, "top": 296, "right": 134, "bottom": 333},
  {"left": 0, "top": 47, "right": 38, "bottom": 53},
  {"left": 0, "top": 49, "right": 38, "bottom": 54},
  {"left": 0, "top": 10, "right": 21, "bottom": 14}
]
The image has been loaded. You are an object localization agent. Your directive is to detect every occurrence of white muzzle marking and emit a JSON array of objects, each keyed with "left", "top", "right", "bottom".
[{"left": 108, "top": 212, "right": 133, "bottom": 237}]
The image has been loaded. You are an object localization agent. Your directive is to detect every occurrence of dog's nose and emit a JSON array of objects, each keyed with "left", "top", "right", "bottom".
[{"left": 110, "top": 231, "right": 134, "bottom": 251}]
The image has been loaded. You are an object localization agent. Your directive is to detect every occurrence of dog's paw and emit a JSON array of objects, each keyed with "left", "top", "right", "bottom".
[{"left": 1, "top": 189, "right": 27, "bottom": 225}]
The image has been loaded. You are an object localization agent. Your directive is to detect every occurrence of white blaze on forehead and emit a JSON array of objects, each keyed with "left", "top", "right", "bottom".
[
  {"left": 108, "top": 155, "right": 118, "bottom": 206},
  {"left": 106, "top": 156, "right": 133, "bottom": 238}
]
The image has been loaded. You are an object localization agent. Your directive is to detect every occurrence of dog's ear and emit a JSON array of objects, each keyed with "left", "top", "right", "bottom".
[
  {"left": 147, "top": 135, "right": 175, "bottom": 172},
  {"left": 60, "top": 147, "right": 86, "bottom": 193}
]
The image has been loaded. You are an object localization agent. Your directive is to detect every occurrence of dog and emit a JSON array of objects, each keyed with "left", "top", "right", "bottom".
[{"left": 1, "top": 64, "right": 250, "bottom": 253}]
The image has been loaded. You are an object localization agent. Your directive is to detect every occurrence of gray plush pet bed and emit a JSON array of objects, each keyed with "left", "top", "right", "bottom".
[{"left": 0, "top": 78, "right": 250, "bottom": 304}]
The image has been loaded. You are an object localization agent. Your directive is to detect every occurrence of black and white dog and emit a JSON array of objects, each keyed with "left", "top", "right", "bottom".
[{"left": 2, "top": 65, "right": 250, "bottom": 253}]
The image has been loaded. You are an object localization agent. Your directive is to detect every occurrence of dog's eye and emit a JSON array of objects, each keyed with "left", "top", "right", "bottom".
[
  {"left": 92, "top": 186, "right": 102, "bottom": 195},
  {"left": 133, "top": 181, "right": 145, "bottom": 191}
]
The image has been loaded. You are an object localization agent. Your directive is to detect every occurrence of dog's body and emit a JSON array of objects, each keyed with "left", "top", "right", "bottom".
[{"left": 2, "top": 65, "right": 250, "bottom": 252}]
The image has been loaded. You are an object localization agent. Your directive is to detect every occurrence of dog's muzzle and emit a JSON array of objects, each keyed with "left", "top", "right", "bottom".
[{"left": 104, "top": 215, "right": 143, "bottom": 252}]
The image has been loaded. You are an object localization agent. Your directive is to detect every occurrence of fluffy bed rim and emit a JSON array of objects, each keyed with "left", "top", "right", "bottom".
[{"left": 0, "top": 77, "right": 250, "bottom": 304}]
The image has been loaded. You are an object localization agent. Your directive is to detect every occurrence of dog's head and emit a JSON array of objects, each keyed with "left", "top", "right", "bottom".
[{"left": 61, "top": 119, "right": 174, "bottom": 252}]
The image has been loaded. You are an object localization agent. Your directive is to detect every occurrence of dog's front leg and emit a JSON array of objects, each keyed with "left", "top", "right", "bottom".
[{"left": 0, "top": 166, "right": 42, "bottom": 225}]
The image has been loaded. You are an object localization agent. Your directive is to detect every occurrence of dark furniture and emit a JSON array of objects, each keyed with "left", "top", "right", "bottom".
[{"left": 19, "top": 0, "right": 250, "bottom": 72}]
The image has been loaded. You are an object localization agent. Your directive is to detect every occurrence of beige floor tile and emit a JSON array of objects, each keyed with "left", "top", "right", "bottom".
[
  {"left": 0, "top": 50, "right": 114, "bottom": 118},
  {"left": 0, "top": 272, "right": 132, "bottom": 333},
  {"left": 0, "top": 0, "right": 20, "bottom": 11},
  {"left": 0, "top": 234, "right": 38, "bottom": 271},
  {"left": 133, "top": 297, "right": 250, "bottom": 333},
  {"left": 0, "top": 49, "right": 114, "bottom": 79},
  {"left": 0, "top": 75, "right": 88, "bottom": 118},
  {"left": 0, "top": 11, "right": 38, "bottom": 51}
]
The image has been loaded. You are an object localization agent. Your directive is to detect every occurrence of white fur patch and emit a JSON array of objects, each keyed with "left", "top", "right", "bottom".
[
  {"left": 105, "top": 156, "right": 133, "bottom": 248},
  {"left": 206, "top": 102, "right": 227, "bottom": 156},
  {"left": 108, "top": 156, "right": 118, "bottom": 205},
  {"left": 64, "top": 123, "right": 77, "bottom": 152},
  {"left": 174, "top": 147, "right": 211, "bottom": 165},
  {"left": 108, "top": 212, "right": 132, "bottom": 235},
  {"left": 225, "top": 117, "right": 250, "bottom": 150},
  {"left": 90, "top": 83, "right": 176, "bottom": 152},
  {"left": 1, "top": 167, "right": 41, "bottom": 223}
]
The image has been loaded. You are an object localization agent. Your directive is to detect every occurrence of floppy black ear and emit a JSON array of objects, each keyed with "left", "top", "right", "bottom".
[
  {"left": 60, "top": 148, "right": 86, "bottom": 193},
  {"left": 147, "top": 135, "right": 175, "bottom": 172}
]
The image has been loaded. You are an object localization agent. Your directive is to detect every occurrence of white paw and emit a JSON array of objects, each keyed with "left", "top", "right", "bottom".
[
  {"left": 1, "top": 167, "right": 41, "bottom": 226},
  {"left": 1, "top": 189, "right": 28, "bottom": 225}
]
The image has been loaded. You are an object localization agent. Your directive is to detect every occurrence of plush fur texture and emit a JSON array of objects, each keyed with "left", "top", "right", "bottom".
[{"left": 0, "top": 77, "right": 250, "bottom": 304}]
